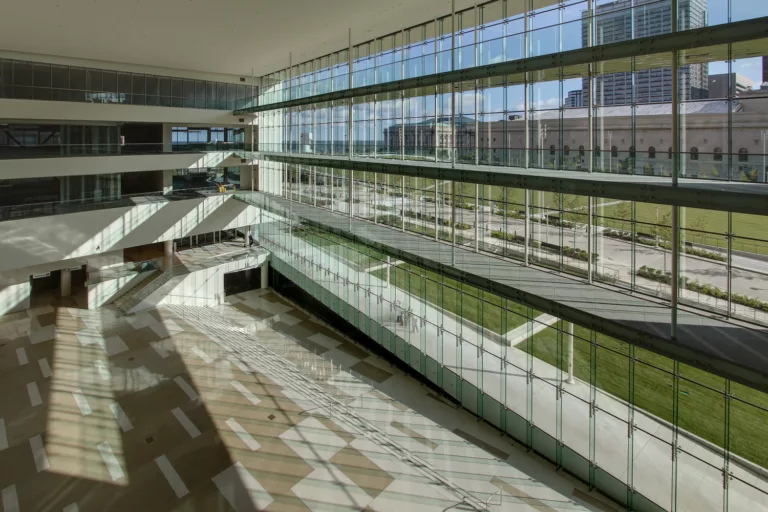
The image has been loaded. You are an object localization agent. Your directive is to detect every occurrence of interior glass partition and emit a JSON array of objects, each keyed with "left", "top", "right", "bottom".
[{"left": 0, "top": 58, "right": 250, "bottom": 109}]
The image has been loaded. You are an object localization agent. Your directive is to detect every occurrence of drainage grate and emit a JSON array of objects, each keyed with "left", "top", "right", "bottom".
[{"left": 145, "top": 436, "right": 155, "bottom": 444}]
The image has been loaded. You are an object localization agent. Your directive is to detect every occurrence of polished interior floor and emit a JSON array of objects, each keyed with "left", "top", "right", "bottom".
[{"left": 0, "top": 289, "right": 616, "bottom": 511}]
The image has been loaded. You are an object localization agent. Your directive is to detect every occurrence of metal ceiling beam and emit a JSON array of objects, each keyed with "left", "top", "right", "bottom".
[
  {"left": 236, "top": 16, "right": 768, "bottom": 114},
  {"left": 257, "top": 152, "right": 768, "bottom": 216}
]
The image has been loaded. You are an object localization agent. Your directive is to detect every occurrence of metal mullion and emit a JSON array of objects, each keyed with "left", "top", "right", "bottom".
[
  {"left": 237, "top": 18, "right": 768, "bottom": 115},
  {"left": 589, "top": 330, "right": 597, "bottom": 490},
  {"left": 727, "top": 212, "right": 732, "bottom": 318},
  {"left": 627, "top": 344, "right": 636, "bottom": 509},
  {"left": 723, "top": 379, "right": 731, "bottom": 512},
  {"left": 474, "top": 4, "right": 480, "bottom": 167},
  {"left": 451, "top": 0, "right": 456, "bottom": 168},
  {"left": 671, "top": 360, "right": 680, "bottom": 511},
  {"left": 526, "top": 306, "right": 534, "bottom": 448},
  {"left": 556, "top": 319, "right": 564, "bottom": 468}
]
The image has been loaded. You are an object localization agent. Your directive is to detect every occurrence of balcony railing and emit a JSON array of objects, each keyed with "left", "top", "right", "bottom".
[
  {"left": 0, "top": 185, "right": 238, "bottom": 222},
  {"left": 0, "top": 141, "right": 247, "bottom": 159}
]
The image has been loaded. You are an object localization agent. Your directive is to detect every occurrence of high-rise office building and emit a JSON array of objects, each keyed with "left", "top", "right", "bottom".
[
  {"left": 581, "top": 0, "right": 709, "bottom": 104},
  {"left": 1, "top": 2, "right": 767, "bottom": 511},
  {"left": 708, "top": 72, "right": 755, "bottom": 97}
]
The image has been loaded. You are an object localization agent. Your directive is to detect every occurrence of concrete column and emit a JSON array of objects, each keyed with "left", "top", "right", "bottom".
[
  {"left": 162, "top": 124, "right": 173, "bottom": 152},
  {"left": 60, "top": 269, "right": 72, "bottom": 297},
  {"left": 260, "top": 262, "right": 269, "bottom": 289},
  {"left": 386, "top": 255, "right": 391, "bottom": 288},
  {"left": 163, "top": 240, "right": 173, "bottom": 270},
  {"left": 567, "top": 322, "right": 575, "bottom": 384},
  {"left": 162, "top": 169, "right": 173, "bottom": 195},
  {"left": 244, "top": 225, "right": 250, "bottom": 247}
]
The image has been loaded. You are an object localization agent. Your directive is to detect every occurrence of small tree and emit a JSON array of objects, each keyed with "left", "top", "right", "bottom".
[
  {"left": 614, "top": 201, "right": 631, "bottom": 232},
  {"left": 652, "top": 211, "right": 673, "bottom": 273},
  {"left": 561, "top": 195, "right": 585, "bottom": 247},
  {"left": 689, "top": 215, "right": 709, "bottom": 246},
  {"left": 741, "top": 168, "right": 758, "bottom": 182}
]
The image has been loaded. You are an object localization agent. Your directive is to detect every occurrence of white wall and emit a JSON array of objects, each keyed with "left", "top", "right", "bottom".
[
  {"left": 0, "top": 194, "right": 262, "bottom": 273},
  {"left": 87, "top": 271, "right": 151, "bottom": 310},
  {"left": 0, "top": 278, "right": 31, "bottom": 316},
  {"left": 0, "top": 98, "right": 249, "bottom": 125},
  {"left": 0, "top": 50, "right": 248, "bottom": 85},
  {"left": 133, "top": 251, "right": 269, "bottom": 312}
]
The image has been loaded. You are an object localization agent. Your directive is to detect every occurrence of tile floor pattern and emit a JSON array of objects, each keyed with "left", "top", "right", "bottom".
[{"left": 0, "top": 289, "right": 617, "bottom": 512}]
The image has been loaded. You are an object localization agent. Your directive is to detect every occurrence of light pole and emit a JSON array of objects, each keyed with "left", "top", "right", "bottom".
[
  {"left": 761, "top": 130, "right": 768, "bottom": 183},
  {"left": 539, "top": 123, "right": 549, "bottom": 168},
  {"left": 608, "top": 131, "right": 613, "bottom": 173}
]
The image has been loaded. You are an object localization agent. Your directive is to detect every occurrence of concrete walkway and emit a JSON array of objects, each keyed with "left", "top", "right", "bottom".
[{"left": 260, "top": 225, "right": 768, "bottom": 512}]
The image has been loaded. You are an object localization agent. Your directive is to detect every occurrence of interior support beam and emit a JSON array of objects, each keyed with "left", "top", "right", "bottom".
[{"left": 257, "top": 153, "right": 768, "bottom": 216}]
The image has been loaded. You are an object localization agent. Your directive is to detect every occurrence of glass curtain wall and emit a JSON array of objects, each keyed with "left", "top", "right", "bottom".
[
  {"left": 259, "top": 159, "right": 768, "bottom": 334},
  {"left": 258, "top": 38, "right": 768, "bottom": 183},
  {"left": 257, "top": 196, "right": 768, "bottom": 512},
  {"left": 254, "top": 0, "right": 768, "bottom": 107},
  {"left": 0, "top": 58, "right": 250, "bottom": 109}
]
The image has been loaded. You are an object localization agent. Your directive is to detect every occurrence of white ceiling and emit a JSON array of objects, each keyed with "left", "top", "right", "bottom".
[{"left": 0, "top": 0, "right": 478, "bottom": 78}]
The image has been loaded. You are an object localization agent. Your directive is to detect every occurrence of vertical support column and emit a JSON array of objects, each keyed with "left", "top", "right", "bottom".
[
  {"left": 474, "top": 184, "right": 480, "bottom": 252},
  {"left": 587, "top": 196, "right": 593, "bottom": 283},
  {"left": 373, "top": 93, "right": 378, "bottom": 158},
  {"left": 349, "top": 28, "right": 353, "bottom": 159},
  {"left": 260, "top": 262, "right": 269, "bottom": 289},
  {"left": 401, "top": 178, "right": 406, "bottom": 232},
  {"left": 243, "top": 226, "right": 250, "bottom": 248},
  {"left": 401, "top": 28, "right": 406, "bottom": 161},
  {"left": 451, "top": 180, "right": 457, "bottom": 265},
  {"left": 451, "top": 0, "right": 456, "bottom": 168},
  {"left": 60, "top": 269, "right": 72, "bottom": 297},
  {"left": 288, "top": 54, "right": 292, "bottom": 153},
  {"left": 162, "top": 169, "right": 173, "bottom": 195},
  {"left": 474, "top": 4, "right": 480, "bottom": 167},
  {"left": 587, "top": 0, "right": 593, "bottom": 174},
  {"left": 373, "top": 172, "right": 378, "bottom": 223},
  {"left": 401, "top": 89, "right": 406, "bottom": 160},
  {"left": 727, "top": 212, "right": 732, "bottom": 318},
  {"left": 523, "top": 0, "right": 529, "bottom": 170},
  {"left": 434, "top": 18, "right": 439, "bottom": 163},
  {"left": 435, "top": 179, "right": 440, "bottom": 240},
  {"left": 386, "top": 255, "right": 391, "bottom": 288},
  {"left": 670, "top": 3, "right": 680, "bottom": 339},
  {"left": 567, "top": 322, "right": 575, "bottom": 384},
  {"left": 348, "top": 169, "right": 353, "bottom": 223},
  {"left": 524, "top": 189, "right": 530, "bottom": 266}
]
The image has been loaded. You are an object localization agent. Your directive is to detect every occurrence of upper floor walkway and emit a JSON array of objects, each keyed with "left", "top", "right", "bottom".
[{"left": 235, "top": 190, "right": 768, "bottom": 395}]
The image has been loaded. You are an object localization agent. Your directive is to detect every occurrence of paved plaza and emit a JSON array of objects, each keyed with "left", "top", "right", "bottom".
[{"left": 0, "top": 288, "right": 612, "bottom": 511}]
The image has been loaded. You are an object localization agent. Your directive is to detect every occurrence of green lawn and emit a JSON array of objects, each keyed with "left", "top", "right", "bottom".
[
  {"left": 372, "top": 263, "right": 533, "bottom": 335},
  {"left": 522, "top": 323, "right": 768, "bottom": 469},
  {"left": 598, "top": 202, "right": 768, "bottom": 254},
  {"left": 292, "top": 227, "right": 386, "bottom": 269}
]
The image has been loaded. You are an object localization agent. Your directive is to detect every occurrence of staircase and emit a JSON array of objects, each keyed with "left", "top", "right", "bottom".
[
  {"left": 115, "top": 267, "right": 176, "bottom": 315},
  {"left": 168, "top": 304, "right": 487, "bottom": 512},
  {"left": 109, "top": 268, "right": 159, "bottom": 305}
]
